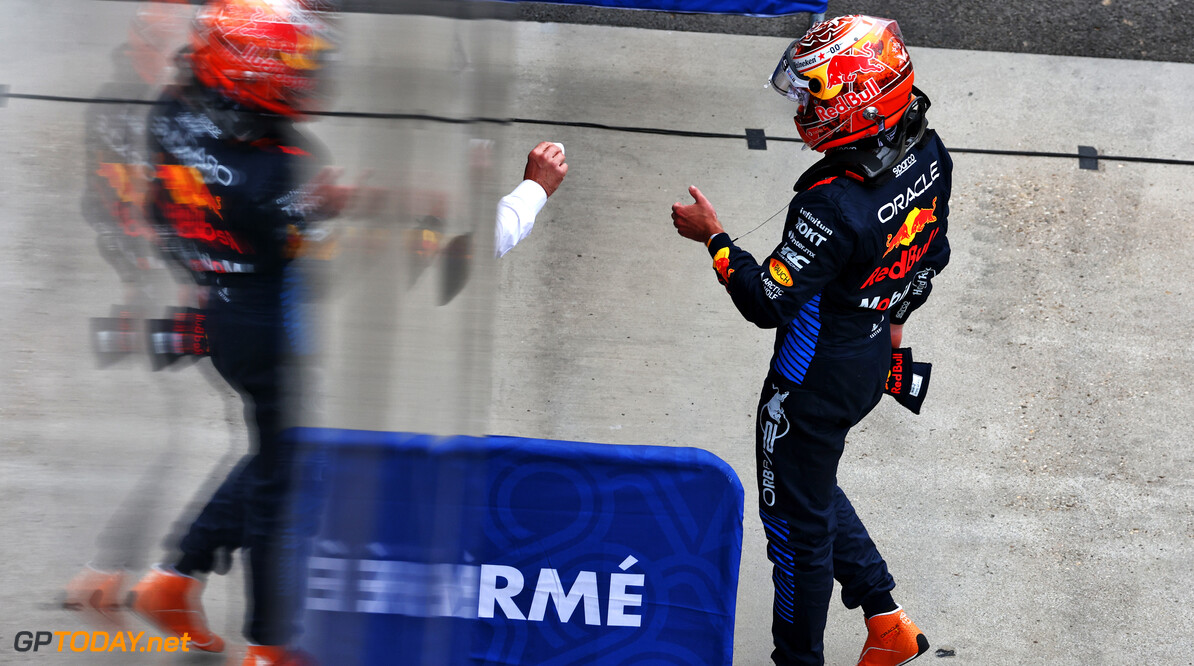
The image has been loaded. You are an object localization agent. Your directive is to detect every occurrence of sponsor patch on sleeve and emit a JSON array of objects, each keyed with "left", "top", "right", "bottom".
[
  {"left": 778, "top": 244, "right": 813, "bottom": 271},
  {"left": 713, "top": 246, "right": 735, "bottom": 286},
  {"left": 768, "top": 257, "right": 794, "bottom": 287},
  {"left": 761, "top": 276, "right": 783, "bottom": 300}
]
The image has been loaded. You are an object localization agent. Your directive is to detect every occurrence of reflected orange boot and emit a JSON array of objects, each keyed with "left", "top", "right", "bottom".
[
  {"left": 242, "top": 644, "right": 316, "bottom": 665},
  {"left": 856, "top": 606, "right": 929, "bottom": 666},
  {"left": 128, "top": 566, "right": 224, "bottom": 653},
  {"left": 63, "top": 565, "right": 126, "bottom": 627}
]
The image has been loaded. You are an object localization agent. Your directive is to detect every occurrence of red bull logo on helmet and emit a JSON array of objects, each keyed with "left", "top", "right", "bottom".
[
  {"left": 812, "top": 77, "right": 882, "bottom": 123},
  {"left": 823, "top": 42, "right": 885, "bottom": 88},
  {"left": 789, "top": 16, "right": 892, "bottom": 101}
]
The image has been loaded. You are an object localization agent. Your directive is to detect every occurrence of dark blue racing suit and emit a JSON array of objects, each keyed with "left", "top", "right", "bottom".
[
  {"left": 147, "top": 84, "right": 322, "bottom": 645},
  {"left": 706, "top": 131, "right": 951, "bottom": 665}
]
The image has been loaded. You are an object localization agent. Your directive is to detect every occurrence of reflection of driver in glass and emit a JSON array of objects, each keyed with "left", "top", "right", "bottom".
[
  {"left": 78, "top": 2, "right": 346, "bottom": 663},
  {"left": 80, "top": 3, "right": 195, "bottom": 367}
]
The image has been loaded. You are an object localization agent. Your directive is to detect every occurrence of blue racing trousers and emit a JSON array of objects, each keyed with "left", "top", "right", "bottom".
[{"left": 755, "top": 363, "right": 897, "bottom": 666}]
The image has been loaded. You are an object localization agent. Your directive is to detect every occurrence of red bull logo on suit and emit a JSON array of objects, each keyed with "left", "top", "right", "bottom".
[
  {"left": 884, "top": 198, "right": 937, "bottom": 257},
  {"left": 860, "top": 198, "right": 940, "bottom": 290}
]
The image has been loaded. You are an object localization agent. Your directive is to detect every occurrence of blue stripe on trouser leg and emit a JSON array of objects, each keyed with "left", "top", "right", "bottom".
[{"left": 755, "top": 377, "right": 894, "bottom": 666}]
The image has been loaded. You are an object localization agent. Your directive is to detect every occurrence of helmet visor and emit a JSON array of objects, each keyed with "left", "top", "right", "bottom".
[{"left": 768, "top": 41, "right": 812, "bottom": 108}]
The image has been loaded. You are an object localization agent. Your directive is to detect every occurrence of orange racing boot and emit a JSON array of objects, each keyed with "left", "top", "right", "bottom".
[
  {"left": 856, "top": 606, "right": 929, "bottom": 666},
  {"left": 242, "top": 644, "right": 316, "bottom": 665},
  {"left": 128, "top": 566, "right": 224, "bottom": 652}
]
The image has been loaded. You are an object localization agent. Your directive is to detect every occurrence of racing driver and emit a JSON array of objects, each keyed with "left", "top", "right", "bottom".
[{"left": 671, "top": 15, "right": 951, "bottom": 666}]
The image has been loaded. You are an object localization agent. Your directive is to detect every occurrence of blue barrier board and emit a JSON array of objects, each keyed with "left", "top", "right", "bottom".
[{"left": 289, "top": 428, "right": 745, "bottom": 665}]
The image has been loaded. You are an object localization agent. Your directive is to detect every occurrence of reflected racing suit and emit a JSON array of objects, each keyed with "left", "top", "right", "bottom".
[
  {"left": 147, "top": 84, "right": 324, "bottom": 645},
  {"left": 705, "top": 131, "right": 951, "bottom": 665}
]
